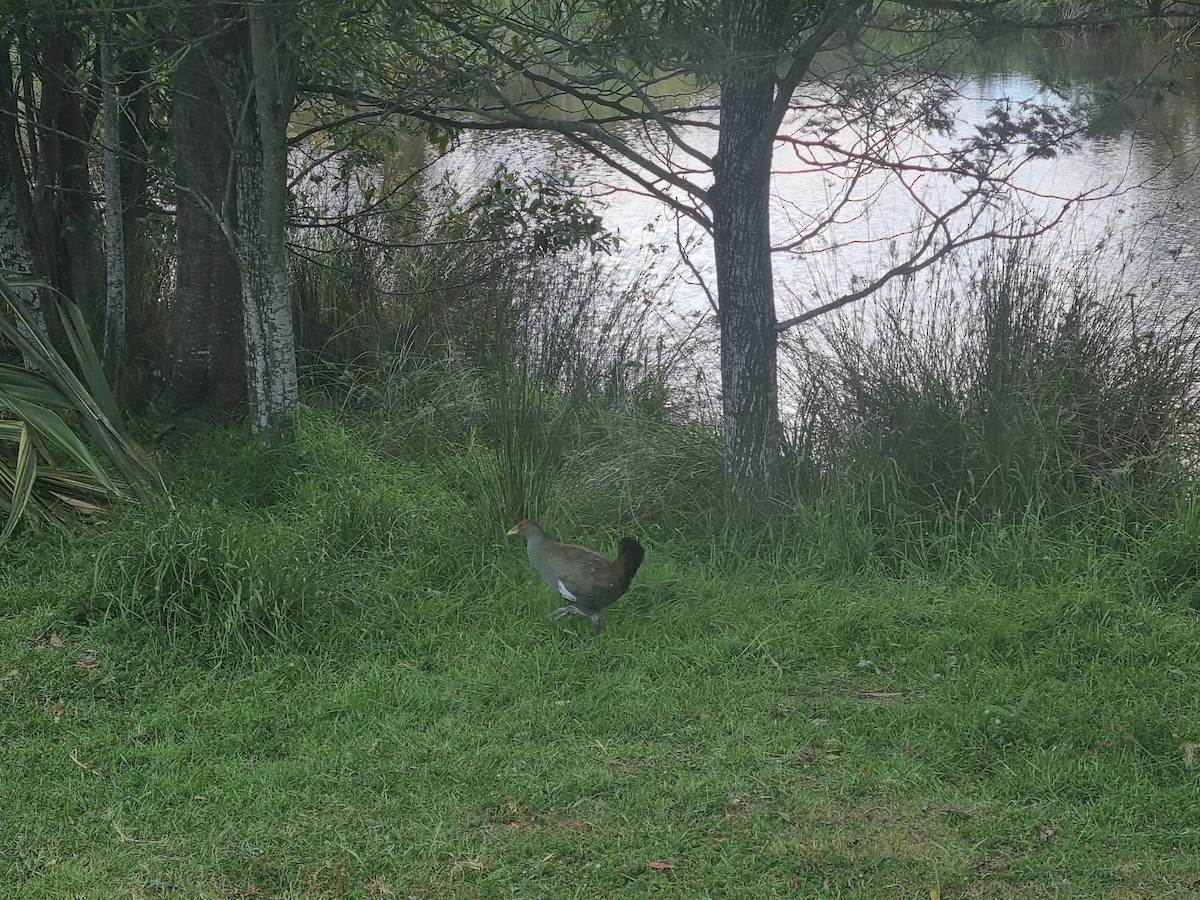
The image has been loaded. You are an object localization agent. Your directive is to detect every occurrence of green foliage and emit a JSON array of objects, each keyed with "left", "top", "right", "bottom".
[
  {"left": 0, "top": 273, "right": 160, "bottom": 540},
  {"left": 83, "top": 409, "right": 475, "bottom": 657},
  {"left": 782, "top": 241, "right": 1199, "bottom": 568},
  {"left": 460, "top": 164, "right": 619, "bottom": 257},
  {"left": 590, "top": 0, "right": 722, "bottom": 74}
]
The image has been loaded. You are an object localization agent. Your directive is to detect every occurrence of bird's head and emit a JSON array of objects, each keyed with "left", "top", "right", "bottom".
[{"left": 507, "top": 519, "right": 544, "bottom": 542}]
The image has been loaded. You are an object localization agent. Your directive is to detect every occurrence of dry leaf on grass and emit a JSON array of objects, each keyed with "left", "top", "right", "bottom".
[
  {"left": 1181, "top": 742, "right": 1199, "bottom": 769},
  {"left": 647, "top": 860, "right": 676, "bottom": 871},
  {"left": 59, "top": 496, "right": 105, "bottom": 515}
]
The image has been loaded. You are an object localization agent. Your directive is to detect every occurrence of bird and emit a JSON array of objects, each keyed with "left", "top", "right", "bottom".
[{"left": 507, "top": 520, "right": 645, "bottom": 636}]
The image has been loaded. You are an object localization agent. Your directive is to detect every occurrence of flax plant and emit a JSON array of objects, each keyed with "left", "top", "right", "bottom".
[{"left": 0, "top": 273, "right": 159, "bottom": 540}]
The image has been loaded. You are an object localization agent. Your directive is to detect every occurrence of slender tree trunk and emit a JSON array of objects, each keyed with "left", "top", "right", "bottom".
[
  {"left": 115, "top": 39, "right": 153, "bottom": 379},
  {"left": 0, "top": 150, "right": 36, "bottom": 289},
  {"left": 0, "top": 46, "right": 45, "bottom": 338},
  {"left": 710, "top": 0, "right": 786, "bottom": 508},
  {"left": 170, "top": 1, "right": 245, "bottom": 412},
  {"left": 100, "top": 22, "right": 126, "bottom": 380},
  {"left": 31, "top": 27, "right": 105, "bottom": 321},
  {"left": 231, "top": 3, "right": 297, "bottom": 445}
]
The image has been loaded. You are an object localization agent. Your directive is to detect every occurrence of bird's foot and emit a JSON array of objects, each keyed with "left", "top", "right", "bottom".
[
  {"left": 550, "top": 606, "right": 604, "bottom": 639},
  {"left": 550, "top": 605, "right": 582, "bottom": 624}
]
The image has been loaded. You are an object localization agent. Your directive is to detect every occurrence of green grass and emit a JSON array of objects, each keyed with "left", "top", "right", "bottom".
[{"left": 3, "top": 417, "right": 1200, "bottom": 898}]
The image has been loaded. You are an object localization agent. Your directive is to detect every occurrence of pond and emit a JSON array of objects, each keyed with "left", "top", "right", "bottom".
[{"left": 433, "top": 30, "right": 1199, "bottom": 334}]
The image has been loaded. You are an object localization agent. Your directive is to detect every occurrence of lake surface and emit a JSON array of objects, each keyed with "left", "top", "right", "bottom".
[{"left": 432, "top": 30, "right": 1199, "bottom": 336}]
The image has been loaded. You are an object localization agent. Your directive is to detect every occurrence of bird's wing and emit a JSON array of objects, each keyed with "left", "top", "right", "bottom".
[{"left": 554, "top": 546, "right": 624, "bottom": 602}]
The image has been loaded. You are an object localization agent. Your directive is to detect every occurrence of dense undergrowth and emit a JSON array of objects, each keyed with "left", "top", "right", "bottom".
[{"left": 290, "top": 201, "right": 1200, "bottom": 579}]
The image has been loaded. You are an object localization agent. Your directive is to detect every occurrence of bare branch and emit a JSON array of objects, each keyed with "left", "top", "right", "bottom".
[{"left": 774, "top": 189, "right": 1095, "bottom": 333}]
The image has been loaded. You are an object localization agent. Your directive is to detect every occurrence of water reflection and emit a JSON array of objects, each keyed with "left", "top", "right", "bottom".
[{"left": 433, "top": 31, "right": 1199, "bottom": 328}]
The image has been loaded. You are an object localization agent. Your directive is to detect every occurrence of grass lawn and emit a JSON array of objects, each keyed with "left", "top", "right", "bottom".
[
  {"left": 5, "top": 555, "right": 1200, "bottom": 897},
  {"left": 3, "top": 423, "right": 1200, "bottom": 897}
]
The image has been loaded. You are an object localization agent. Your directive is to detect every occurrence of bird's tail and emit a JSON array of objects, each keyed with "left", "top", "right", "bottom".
[{"left": 616, "top": 537, "right": 645, "bottom": 588}]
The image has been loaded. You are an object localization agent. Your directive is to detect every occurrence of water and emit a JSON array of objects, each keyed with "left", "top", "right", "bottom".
[{"left": 432, "top": 30, "right": 1200, "bottom": 332}]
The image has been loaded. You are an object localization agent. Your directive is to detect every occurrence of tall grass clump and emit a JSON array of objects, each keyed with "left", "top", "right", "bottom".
[
  {"left": 88, "top": 502, "right": 344, "bottom": 656},
  {"left": 1135, "top": 492, "right": 1200, "bottom": 610},
  {"left": 452, "top": 253, "right": 721, "bottom": 529},
  {"left": 84, "top": 410, "right": 479, "bottom": 657},
  {"left": 290, "top": 164, "right": 722, "bottom": 532},
  {"left": 783, "top": 240, "right": 1199, "bottom": 570}
]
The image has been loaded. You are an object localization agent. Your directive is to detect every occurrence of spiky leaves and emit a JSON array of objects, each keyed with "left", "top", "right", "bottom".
[{"left": 0, "top": 272, "right": 159, "bottom": 539}]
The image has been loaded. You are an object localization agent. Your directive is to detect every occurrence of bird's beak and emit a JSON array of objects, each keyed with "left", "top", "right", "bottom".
[{"left": 506, "top": 525, "right": 520, "bottom": 536}]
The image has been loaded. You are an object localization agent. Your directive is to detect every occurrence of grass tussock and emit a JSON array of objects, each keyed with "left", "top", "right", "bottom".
[
  {"left": 778, "top": 241, "right": 1198, "bottom": 575},
  {"left": 79, "top": 410, "right": 479, "bottom": 658}
]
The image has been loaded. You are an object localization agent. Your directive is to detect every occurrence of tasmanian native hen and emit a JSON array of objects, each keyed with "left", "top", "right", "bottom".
[{"left": 507, "top": 520, "right": 644, "bottom": 635}]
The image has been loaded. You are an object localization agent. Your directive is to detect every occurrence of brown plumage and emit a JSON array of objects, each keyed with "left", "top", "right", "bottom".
[{"left": 507, "top": 520, "right": 645, "bottom": 635}]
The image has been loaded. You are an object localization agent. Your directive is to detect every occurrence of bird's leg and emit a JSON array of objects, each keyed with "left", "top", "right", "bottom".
[
  {"left": 550, "top": 606, "right": 604, "bottom": 639},
  {"left": 550, "top": 605, "right": 583, "bottom": 625}
]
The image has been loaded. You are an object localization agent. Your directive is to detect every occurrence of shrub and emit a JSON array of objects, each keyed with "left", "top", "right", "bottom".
[
  {"left": 85, "top": 411, "right": 477, "bottom": 656},
  {"left": 808, "top": 242, "right": 1197, "bottom": 523},
  {"left": 290, "top": 165, "right": 719, "bottom": 529}
]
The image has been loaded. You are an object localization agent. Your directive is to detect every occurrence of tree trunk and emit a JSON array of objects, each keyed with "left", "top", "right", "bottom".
[
  {"left": 0, "top": 46, "right": 45, "bottom": 338},
  {"left": 232, "top": 3, "right": 297, "bottom": 446},
  {"left": 169, "top": 2, "right": 246, "bottom": 412},
  {"left": 30, "top": 27, "right": 105, "bottom": 322},
  {"left": 710, "top": 0, "right": 787, "bottom": 508},
  {"left": 100, "top": 23, "right": 126, "bottom": 380},
  {"left": 116, "top": 41, "right": 155, "bottom": 382}
]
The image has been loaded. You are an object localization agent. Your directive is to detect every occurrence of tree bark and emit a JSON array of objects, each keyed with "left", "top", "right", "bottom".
[
  {"left": 0, "top": 46, "right": 45, "bottom": 339},
  {"left": 100, "top": 22, "right": 126, "bottom": 380},
  {"left": 115, "top": 41, "right": 155, "bottom": 375},
  {"left": 169, "top": 2, "right": 246, "bottom": 412},
  {"left": 710, "top": 0, "right": 787, "bottom": 507},
  {"left": 232, "top": 3, "right": 297, "bottom": 445},
  {"left": 30, "top": 27, "right": 105, "bottom": 322}
]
